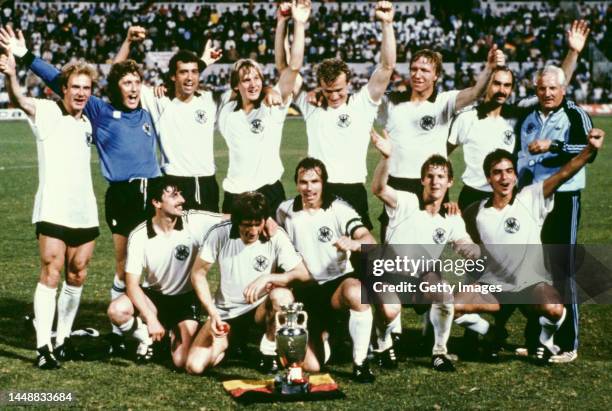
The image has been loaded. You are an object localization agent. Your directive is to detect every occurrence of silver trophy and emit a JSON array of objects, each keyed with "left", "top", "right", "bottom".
[{"left": 275, "top": 302, "right": 309, "bottom": 395}]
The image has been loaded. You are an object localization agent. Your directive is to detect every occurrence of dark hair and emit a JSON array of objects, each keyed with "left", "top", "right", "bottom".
[
  {"left": 410, "top": 49, "right": 443, "bottom": 77},
  {"left": 294, "top": 157, "right": 329, "bottom": 184},
  {"left": 230, "top": 192, "right": 269, "bottom": 226},
  {"left": 490, "top": 66, "right": 516, "bottom": 89},
  {"left": 107, "top": 60, "right": 143, "bottom": 108},
  {"left": 166, "top": 50, "right": 205, "bottom": 96},
  {"left": 421, "top": 154, "right": 454, "bottom": 181},
  {"left": 147, "top": 176, "right": 180, "bottom": 204},
  {"left": 483, "top": 149, "right": 517, "bottom": 178},
  {"left": 316, "top": 58, "right": 352, "bottom": 86}
]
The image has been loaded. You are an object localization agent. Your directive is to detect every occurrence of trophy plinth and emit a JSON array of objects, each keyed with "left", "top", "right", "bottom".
[{"left": 274, "top": 302, "right": 310, "bottom": 395}]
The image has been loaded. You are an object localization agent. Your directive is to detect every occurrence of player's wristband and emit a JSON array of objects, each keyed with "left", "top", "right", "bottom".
[{"left": 21, "top": 51, "right": 36, "bottom": 67}]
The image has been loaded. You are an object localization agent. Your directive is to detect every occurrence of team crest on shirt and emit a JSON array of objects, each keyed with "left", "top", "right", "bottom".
[
  {"left": 250, "top": 119, "right": 264, "bottom": 134},
  {"left": 432, "top": 228, "right": 447, "bottom": 244},
  {"left": 420, "top": 115, "right": 436, "bottom": 131},
  {"left": 142, "top": 122, "right": 152, "bottom": 136},
  {"left": 174, "top": 244, "right": 190, "bottom": 261},
  {"left": 504, "top": 217, "right": 520, "bottom": 234},
  {"left": 318, "top": 226, "right": 333, "bottom": 242},
  {"left": 195, "top": 109, "right": 207, "bottom": 124},
  {"left": 503, "top": 130, "right": 514, "bottom": 145},
  {"left": 337, "top": 114, "right": 351, "bottom": 128},
  {"left": 525, "top": 123, "right": 536, "bottom": 134},
  {"left": 253, "top": 255, "right": 270, "bottom": 272},
  {"left": 85, "top": 132, "right": 93, "bottom": 146}
]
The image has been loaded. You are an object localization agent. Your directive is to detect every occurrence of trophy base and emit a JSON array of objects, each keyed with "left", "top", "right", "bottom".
[{"left": 274, "top": 375, "right": 310, "bottom": 396}]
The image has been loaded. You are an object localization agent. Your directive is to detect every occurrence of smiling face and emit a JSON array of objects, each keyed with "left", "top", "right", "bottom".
[
  {"left": 536, "top": 73, "right": 565, "bottom": 114},
  {"left": 410, "top": 57, "right": 438, "bottom": 95},
  {"left": 61, "top": 73, "right": 92, "bottom": 116},
  {"left": 153, "top": 186, "right": 185, "bottom": 218},
  {"left": 297, "top": 167, "right": 324, "bottom": 209},
  {"left": 235, "top": 67, "right": 263, "bottom": 104},
  {"left": 118, "top": 72, "right": 142, "bottom": 109},
  {"left": 320, "top": 72, "right": 349, "bottom": 109},
  {"left": 487, "top": 159, "right": 517, "bottom": 198},
  {"left": 238, "top": 219, "right": 265, "bottom": 244},
  {"left": 422, "top": 164, "right": 452, "bottom": 203},
  {"left": 172, "top": 61, "right": 200, "bottom": 100},
  {"left": 485, "top": 70, "right": 514, "bottom": 105}
]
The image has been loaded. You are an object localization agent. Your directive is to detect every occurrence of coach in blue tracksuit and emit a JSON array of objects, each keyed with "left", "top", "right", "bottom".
[{"left": 516, "top": 65, "right": 593, "bottom": 363}]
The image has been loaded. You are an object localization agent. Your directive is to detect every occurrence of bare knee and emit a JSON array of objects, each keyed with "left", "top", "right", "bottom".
[
  {"left": 543, "top": 304, "right": 565, "bottom": 322},
  {"left": 107, "top": 296, "right": 134, "bottom": 324},
  {"left": 268, "top": 287, "right": 294, "bottom": 310},
  {"left": 342, "top": 279, "right": 367, "bottom": 311}
]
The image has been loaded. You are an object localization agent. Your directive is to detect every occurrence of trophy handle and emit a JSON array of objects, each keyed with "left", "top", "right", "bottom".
[
  {"left": 297, "top": 311, "right": 308, "bottom": 328},
  {"left": 275, "top": 311, "right": 287, "bottom": 329}
]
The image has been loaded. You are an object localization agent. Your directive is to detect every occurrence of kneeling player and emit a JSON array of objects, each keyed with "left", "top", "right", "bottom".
[
  {"left": 185, "top": 192, "right": 309, "bottom": 375},
  {"left": 107, "top": 177, "right": 223, "bottom": 368},
  {"left": 371, "top": 129, "right": 479, "bottom": 372},
  {"left": 454, "top": 128, "right": 605, "bottom": 363},
  {"left": 277, "top": 158, "right": 378, "bottom": 383}
]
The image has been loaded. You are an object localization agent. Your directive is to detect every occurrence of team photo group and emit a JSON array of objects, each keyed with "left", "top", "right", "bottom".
[{"left": 0, "top": 0, "right": 607, "bottom": 391}]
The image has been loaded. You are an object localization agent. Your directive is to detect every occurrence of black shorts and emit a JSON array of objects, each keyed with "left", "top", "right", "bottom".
[
  {"left": 142, "top": 288, "right": 200, "bottom": 330},
  {"left": 165, "top": 174, "right": 220, "bottom": 213},
  {"left": 225, "top": 306, "right": 264, "bottom": 348},
  {"left": 327, "top": 182, "right": 373, "bottom": 229},
  {"left": 458, "top": 184, "right": 491, "bottom": 213},
  {"left": 294, "top": 273, "right": 358, "bottom": 329},
  {"left": 222, "top": 180, "right": 286, "bottom": 218},
  {"left": 36, "top": 221, "right": 99, "bottom": 247},
  {"left": 105, "top": 179, "right": 159, "bottom": 237}
]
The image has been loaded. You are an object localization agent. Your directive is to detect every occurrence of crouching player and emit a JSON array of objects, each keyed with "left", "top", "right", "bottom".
[
  {"left": 453, "top": 128, "right": 605, "bottom": 363},
  {"left": 107, "top": 177, "right": 223, "bottom": 368},
  {"left": 371, "top": 129, "right": 479, "bottom": 372},
  {"left": 276, "top": 158, "right": 378, "bottom": 383},
  {"left": 185, "top": 192, "right": 310, "bottom": 375}
]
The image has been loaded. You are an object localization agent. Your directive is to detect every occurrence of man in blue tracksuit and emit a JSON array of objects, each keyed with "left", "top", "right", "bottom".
[{"left": 517, "top": 65, "right": 593, "bottom": 363}]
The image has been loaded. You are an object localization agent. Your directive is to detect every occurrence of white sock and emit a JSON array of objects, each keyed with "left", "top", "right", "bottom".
[
  {"left": 349, "top": 308, "right": 373, "bottom": 365},
  {"left": 55, "top": 282, "right": 83, "bottom": 346},
  {"left": 539, "top": 308, "right": 566, "bottom": 354},
  {"left": 259, "top": 335, "right": 277, "bottom": 356},
  {"left": 376, "top": 312, "right": 401, "bottom": 352},
  {"left": 454, "top": 313, "right": 490, "bottom": 336},
  {"left": 119, "top": 317, "right": 152, "bottom": 345},
  {"left": 34, "top": 282, "right": 57, "bottom": 349},
  {"left": 430, "top": 303, "right": 454, "bottom": 356},
  {"left": 110, "top": 274, "right": 125, "bottom": 336}
]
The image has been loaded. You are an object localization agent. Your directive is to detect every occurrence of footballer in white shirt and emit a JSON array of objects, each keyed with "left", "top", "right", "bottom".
[
  {"left": 1, "top": 51, "right": 99, "bottom": 370},
  {"left": 277, "top": 158, "right": 378, "bottom": 383},
  {"left": 371, "top": 129, "right": 479, "bottom": 372},
  {"left": 186, "top": 192, "right": 310, "bottom": 375},
  {"left": 453, "top": 128, "right": 605, "bottom": 363},
  {"left": 107, "top": 177, "right": 223, "bottom": 369}
]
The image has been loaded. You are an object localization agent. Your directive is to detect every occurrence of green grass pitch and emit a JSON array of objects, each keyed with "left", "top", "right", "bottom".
[{"left": 0, "top": 116, "right": 610, "bottom": 409}]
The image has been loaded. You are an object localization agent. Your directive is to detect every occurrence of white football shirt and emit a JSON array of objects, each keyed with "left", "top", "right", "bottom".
[
  {"left": 448, "top": 107, "right": 517, "bottom": 191},
  {"left": 295, "top": 87, "right": 380, "bottom": 184},
  {"left": 277, "top": 196, "right": 365, "bottom": 284},
  {"left": 200, "top": 221, "right": 302, "bottom": 320},
  {"left": 31, "top": 99, "right": 98, "bottom": 228},
  {"left": 125, "top": 211, "right": 223, "bottom": 295},
  {"left": 378, "top": 90, "right": 460, "bottom": 178},
  {"left": 476, "top": 182, "right": 554, "bottom": 291}
]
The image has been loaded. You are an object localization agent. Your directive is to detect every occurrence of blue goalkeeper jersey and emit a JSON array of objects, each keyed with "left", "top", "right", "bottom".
[{"left": 28, "top": 56, "right": 161, "bottom": 183}]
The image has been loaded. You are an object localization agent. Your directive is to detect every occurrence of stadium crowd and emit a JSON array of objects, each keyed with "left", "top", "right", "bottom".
[{"left": 0, "top": 1, "right": 609, "bottom": 104}]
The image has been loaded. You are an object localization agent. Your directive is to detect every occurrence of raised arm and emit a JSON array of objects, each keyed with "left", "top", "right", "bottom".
[
  {"left": 560, "top": 20, "right": 590, "bottom": 86},
  {"left": 113, "top": 26, "right": 146, "bottom": 64},
  {"left": 277, "top": 0, "right": 310, "bottom": 103},
  {"left": 0, "top": 51, "right": 36, "bottom": 118},
  {"left": 367, "top": 1, "right": 396, "bottom": 102},
  {"left": 370, "top": 128, "right": 398, "bottom": 209},
  {"left": 274, "top": 2, "right": 292, "bottom": 71},
  {"left": 543, "top": 128, "right": 604, "bottom": 198},
  {"left": 455, "top": 45, "right": 505, "bottom": 111}
]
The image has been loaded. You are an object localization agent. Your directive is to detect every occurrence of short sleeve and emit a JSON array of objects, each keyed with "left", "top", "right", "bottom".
[
  {"left": 125, "top": 232, "right": 145, "bottom": 277},
  {"left": 386, "top": 191, "right": 419, "bottom": 221},
  {"left": 375, "top": 95, "right": 390, "bottom": 127},
  {"left": 520, "top": 181, "right": 554, "bottom": 224},
  {"left": 440, "top": 90, "right": 460, "bottom": 121},
  {"left": 448, "top": 109, "right": 472, "bottom": 146},
  {"left": 276, "top": 201, "right": 290, "bottom": 229},
  {"left": 273, "top": 230, "right": 302, "bottom": 272},
  {"left": 139, "top": 85, "right": 168, "bottom": 123},
  {"left": 200, "top": 224, "right": 222, "bottom": 263},
  {"left": 32, "top": 99, "right": 56, "bottom": 141},
  {"left": 188, "top": 212, "right": 223, "bottom": 248},
  {"left": 354, "top": 86, "right": 380, "bottom": 118},
  {"left": 334, "top": 201, "right": 364, "bottom": 237},
  {"left": 448, "top": 215, "right": 470, "bottom": 243},
  {"left": 294, "top": 91, "right": 315, "bottom": 119}
]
